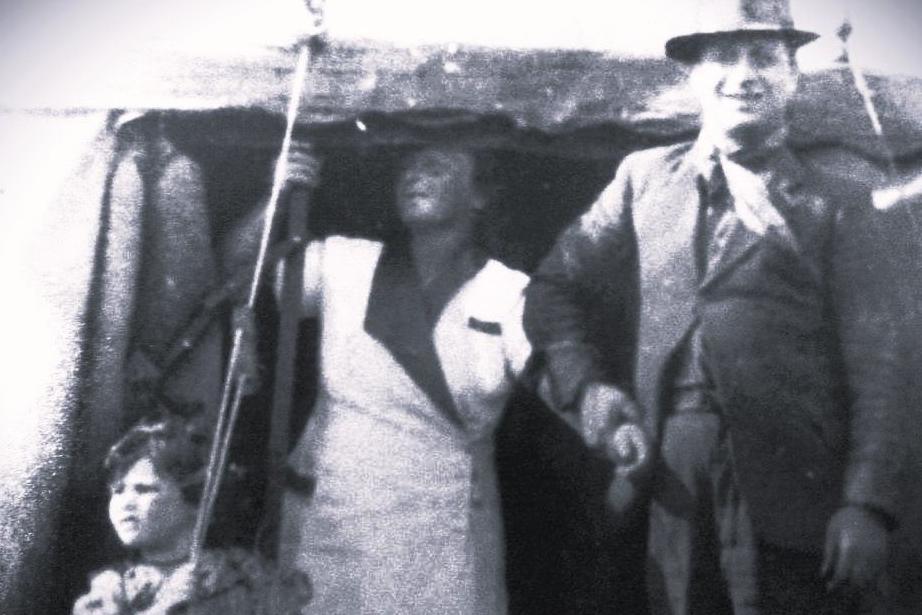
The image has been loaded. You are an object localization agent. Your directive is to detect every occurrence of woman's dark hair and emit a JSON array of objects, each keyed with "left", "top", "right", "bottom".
[{"left": 105, "top": 415, "right": 210, "bottom": 505}]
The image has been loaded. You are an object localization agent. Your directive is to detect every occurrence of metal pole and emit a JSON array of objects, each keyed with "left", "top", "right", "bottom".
[{"left": 190, "top": 44, "right": 311, "bottom": 565}]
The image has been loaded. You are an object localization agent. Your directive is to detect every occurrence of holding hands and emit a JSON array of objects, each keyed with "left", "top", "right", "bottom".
[{"left": 579, "top": 382, "right": 650, "bottom": 475}]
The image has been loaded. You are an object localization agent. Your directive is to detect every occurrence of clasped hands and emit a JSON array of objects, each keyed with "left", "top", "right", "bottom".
[{"left": 578, "top": 382, "right": 650, "bottom": 475}]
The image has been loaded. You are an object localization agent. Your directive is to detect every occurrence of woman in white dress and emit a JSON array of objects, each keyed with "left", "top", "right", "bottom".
[{"left": 278, "top": 146, "right": 531, "bottom": 615}]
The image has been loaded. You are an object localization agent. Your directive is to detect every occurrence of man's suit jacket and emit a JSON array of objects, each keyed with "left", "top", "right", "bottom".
[{"left": 524, "top": 140, "right": 912, "bottom": 553}]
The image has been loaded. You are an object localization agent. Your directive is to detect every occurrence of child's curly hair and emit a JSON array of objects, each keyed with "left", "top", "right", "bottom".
[{"left": 105, "top": 414, "right": 210, "bottom": 505}]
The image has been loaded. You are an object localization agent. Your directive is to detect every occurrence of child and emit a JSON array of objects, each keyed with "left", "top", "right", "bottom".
[{"left": 72, "top": 415, "right": 311, "bottom": 615}]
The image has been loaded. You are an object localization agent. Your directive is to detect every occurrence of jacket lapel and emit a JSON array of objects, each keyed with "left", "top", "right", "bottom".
[
  {"left": 698, "top": 215, "right": 762, "bottom": 291},
  {"left": 363, "top": 237, "right": 464, "bottom": 427},
  {"left": 699, "top": 152, "right": 804, "bottom": 292},
  {"left": 632, "top": 155, "right": 701, "bottom": 437}
]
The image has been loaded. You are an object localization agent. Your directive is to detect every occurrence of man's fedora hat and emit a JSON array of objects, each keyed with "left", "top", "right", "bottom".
[{"left": 665, "top": 0, "right": 819, "bottom": 63}]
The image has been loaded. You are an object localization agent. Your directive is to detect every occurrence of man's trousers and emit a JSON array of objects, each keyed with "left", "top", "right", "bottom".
[{"left": 645, "top": 411, "right": 861, "bottom": 615}]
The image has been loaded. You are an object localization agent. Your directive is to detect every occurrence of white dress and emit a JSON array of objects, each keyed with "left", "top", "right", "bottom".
[{"left": 278, "top": 236, "right": 531, "bottom": 615}]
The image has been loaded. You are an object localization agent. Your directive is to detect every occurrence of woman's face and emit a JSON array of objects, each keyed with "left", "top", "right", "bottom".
[
  {"left": 108, "top": 458, "right": 196, "bottom": 554},
  {"left": 395, "top": 148, "right": 481, "bottom": 228}
]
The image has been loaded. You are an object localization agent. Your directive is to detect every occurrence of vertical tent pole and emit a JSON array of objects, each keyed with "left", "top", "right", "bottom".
[{"left": 263, "top": 181, "right": 310, "bottom": 552}]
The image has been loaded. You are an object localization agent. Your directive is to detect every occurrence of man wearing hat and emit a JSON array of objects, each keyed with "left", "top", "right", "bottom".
[{"left": 524, "top": 0, "right": 913, "bottom": 612}]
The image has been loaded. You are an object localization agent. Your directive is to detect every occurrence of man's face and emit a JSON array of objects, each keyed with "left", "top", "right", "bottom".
[
  {"left": 108, "top": 458, "right": 196, "bottom": 554},
  {"left": 687, "top": 35, "right": 799, "bottom": 142},
  {"left": 395, "top": 148, "right": 480, "bottom": 227}
]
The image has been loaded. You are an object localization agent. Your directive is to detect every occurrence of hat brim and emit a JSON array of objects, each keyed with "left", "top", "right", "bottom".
[{"left": 666, "top": 29, "right": 819, "bottom": 63}]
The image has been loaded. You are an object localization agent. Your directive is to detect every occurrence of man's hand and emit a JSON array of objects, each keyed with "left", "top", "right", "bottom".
[
  {"left": 821, "top": 505, "right": 891, "bottom": 591},
  {"left": 285, "top": 144, "right": 322, "bottom": 188},
  {"left": 607, "top": 423, "right": 651, "bottom": 475},
  {"left": 232, "top": 305, "right": 261, "bottom": 395},
  {"left": 578, "top": 382, "right": 640, "bottom": 449}
]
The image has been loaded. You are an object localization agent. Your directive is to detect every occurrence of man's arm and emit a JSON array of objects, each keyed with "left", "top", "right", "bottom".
[
  {"left": 823, "top": 190, "right": 913, "bottom": 588},
  {"left": 272, "top": 145, "right": 324, "bottom": 319},
  {"left": 524, "top": 156, "right": 642, "bottom": 452},
  {"left": 273, "top": 239, "right": 323, "bottom": 318},
  {"left": 832, "top": 197, "right": 909, "bottom": 524},
  {"left": 524, "top": 156, "right": 635, "bottom": 410}
]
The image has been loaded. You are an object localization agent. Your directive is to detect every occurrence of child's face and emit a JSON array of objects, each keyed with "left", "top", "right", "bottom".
[{"left": 108, "top": 458, "right": 196, "bottom": 554}]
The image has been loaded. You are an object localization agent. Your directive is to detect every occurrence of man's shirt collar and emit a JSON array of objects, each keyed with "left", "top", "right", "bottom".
[{"left": 690, "top": 128, "right": 790, "bottom": 177}]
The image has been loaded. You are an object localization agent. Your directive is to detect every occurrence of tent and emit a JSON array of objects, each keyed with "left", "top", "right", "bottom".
[{"left": 2, "top": 1, "right": 922, "bottom": 612}]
